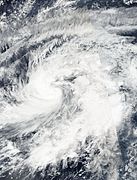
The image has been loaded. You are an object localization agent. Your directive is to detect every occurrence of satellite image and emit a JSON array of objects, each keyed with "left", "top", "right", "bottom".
[{"left": 0, "top": 0, "right": 137, "bottom": 179}]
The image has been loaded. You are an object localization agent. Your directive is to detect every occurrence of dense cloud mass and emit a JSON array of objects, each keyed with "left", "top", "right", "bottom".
[{"left": 0, "top": 0, "right": 137, "bottom": 180}]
